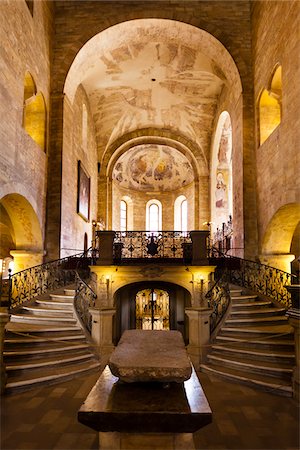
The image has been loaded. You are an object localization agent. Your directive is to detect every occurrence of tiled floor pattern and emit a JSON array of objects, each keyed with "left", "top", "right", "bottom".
[{"left": 1, "top": 368, "right": 299, "bottom": 450}]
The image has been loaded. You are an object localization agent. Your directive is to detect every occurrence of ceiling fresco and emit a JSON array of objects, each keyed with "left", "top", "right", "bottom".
[
  {"left": 112, "top": 144, "right": 194, "bottom": 192},
  {"left": 65, "top": 20, "right": 228, "bottom": 159}
]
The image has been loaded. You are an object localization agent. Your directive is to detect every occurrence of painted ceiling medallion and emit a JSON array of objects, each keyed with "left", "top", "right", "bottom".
[{"left": 112, "top": 144, "right": 194, "bottom": 192}]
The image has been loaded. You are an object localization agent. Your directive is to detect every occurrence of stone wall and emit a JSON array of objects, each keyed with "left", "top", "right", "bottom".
[
  {"left": 112, "top": 182, "right": 195, "bottom": 231},
  {"left": 60, "top": 86, "right": 98, "bottom": 257},
  {"left": 0, "top": 0, "right": 53, "bottom": 263},
  {"left": 251, "top": 0, "right": 300, "bottom": 256}
]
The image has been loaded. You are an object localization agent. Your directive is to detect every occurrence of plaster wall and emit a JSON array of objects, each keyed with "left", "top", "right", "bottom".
[
  {"left": 251, "top": 0, "right": 300, "bottom": 254},
  {"left": 0, "top": 1, "right": 53, "bottom": 254},
  {"left": 61, "top": 87, "right": 98, "bottom": 257}
]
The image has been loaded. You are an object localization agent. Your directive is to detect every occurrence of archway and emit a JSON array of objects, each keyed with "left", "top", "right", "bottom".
[
  {"left": 114, "top": 281, "right": 191, "bottom": 344},
  {"left": 210, "top": 111, "right": 233, "bottom": 251},
  {"left": 0, "top": 194, "right": 43, "bottom": 273},
  {"left": 260, "top": 203, "right": 300, "bottom": 272}
]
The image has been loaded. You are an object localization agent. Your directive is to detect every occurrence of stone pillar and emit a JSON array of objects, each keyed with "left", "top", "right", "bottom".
[
  {"left": 185, "top": 307, "right": 212, "bottom": 369},
  {"left": 90, "top": 308, "right": 115, "bottom": 363},
  {"left": 96, "top": 231, "right": 115, "bottom": 265},
  {"left": 0, "top": 307, "right": 10, "bottom": 394},
  {"left": 10, "top": 250, "right": 44, "bottom": 273},
  {"left": 259, "top": 253, "right": 295, "bottom": 273},
  {"left": 190, "top": 231, "right": 209, "bottom": 264},
  {"left": 285, "top": 284, "right": 300, "bottom": 400}
]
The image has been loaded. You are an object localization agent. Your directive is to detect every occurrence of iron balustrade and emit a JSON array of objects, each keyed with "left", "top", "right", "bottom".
[
  {"left": 74, "top": 272, "right": 97, "bottom": 333},
  {"left": 114, "top": 231, "right": 192, "bottom": 260},
  {"left": 205, "top": 271, "right": 231, "bottom": 333},
  {"left": 227, "top": 256, "right": 295, "bottom": 308}
]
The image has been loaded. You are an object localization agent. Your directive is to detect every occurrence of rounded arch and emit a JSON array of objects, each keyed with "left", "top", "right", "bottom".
[
  {"left": 146, "top": 199, "right": 162, "bottom": 232},
  {"left": 174, "top": 195, "right": 188, "bottom": 231},
  {"left": 261, "top": 203, "right": 300, "bottom": 255},
  {"left": 114, "top": 280, "right": 192, "bottom": 343},
  {"left": 64, "top": 18, "right": 242, "bottom": 105},
  {"left": 0, "top": 193, "right": 43, "bottom": 252},
  {"left": 210, "top": 111, "right": 233, "bottom": 236}
]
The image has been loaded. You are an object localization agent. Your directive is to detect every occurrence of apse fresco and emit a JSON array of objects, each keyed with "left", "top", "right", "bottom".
[{"left": 112, "top": 144, "right": 194, "bottom": 191}]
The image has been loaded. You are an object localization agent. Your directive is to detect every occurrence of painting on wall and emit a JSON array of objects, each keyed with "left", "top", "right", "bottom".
[{"left": 77, "top": 160, "right": 90, "bottom": 221}]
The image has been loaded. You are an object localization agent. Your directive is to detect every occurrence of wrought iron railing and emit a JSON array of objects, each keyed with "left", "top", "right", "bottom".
[
  {"left": 74, "top": 272, "right": 97, "bottom": 333},
  {"left": 8, "top": 252, "right": 86, "bottom": 309},
  {"left": 205, "top": 271, "right": 231, "bottom": 333},
  {"left": 212, "top": 216, "right": 233, "bottom": 254},
  {"left": 227, "top": 256, "right": 294, "bottom": 308},
  {"left": 114, "top": 231, "right": 192, "bottom": 261}
]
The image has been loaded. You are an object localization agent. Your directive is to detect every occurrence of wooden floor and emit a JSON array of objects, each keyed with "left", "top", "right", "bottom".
[{"left": 1, "top": 368, "right": 299, "bottom": 450}]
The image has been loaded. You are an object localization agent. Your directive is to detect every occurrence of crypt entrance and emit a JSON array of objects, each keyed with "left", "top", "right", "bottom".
[{"left": 114, "top": 281, "right": 191, "bottom": 344}]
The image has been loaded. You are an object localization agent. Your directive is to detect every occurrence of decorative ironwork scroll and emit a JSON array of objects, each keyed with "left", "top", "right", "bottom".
[
  {"left": 9, "top": 250, "right": 96, "bottom": 309},
  {"left": 205, "top": 272, "right": 231, "bottom": 333},
  {"left": 227, "top": 257, "right": 294, "bottom": 308},
  {"left": 74, "top": 272, "right": 97, "bottom": 333},
  {"left": 114, "top": 231, "right": 191, "bottom": 261}
]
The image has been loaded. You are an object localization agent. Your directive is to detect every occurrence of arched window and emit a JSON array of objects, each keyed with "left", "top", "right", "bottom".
[
  {"left": 259, "top": 65, "right": 282, "bottom": 145},
  {"left": 174, "top": 195, "right": 188, "bottom": 231},
  {"left": 146, "top": 199, "right": 162, "bottom": 232},
  {"left": 82, "top": 104, "right": 88, "bottom": 150},
  {"left": 120, "top": 200, "right": 127, "bottom": 231},
  {"left": 23, "top": 72, "right": 46, "bottom": 151}
]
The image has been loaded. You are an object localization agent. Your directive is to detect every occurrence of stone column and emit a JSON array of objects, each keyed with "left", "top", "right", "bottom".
[
  {"left": 0, "top": 307, "right": 10, "bottom": 394},
  {"left": 259, "top": 253, "right": 295, "bottom": 273},
  {"left": 90, "top": 308, "right": 115, "bottom": 363},
  {"left": 96, "top": 231, "right": 115, "bottom": 265},
  {"left": 185, "top": 307, "right": 212, "bottom": 369},
  {"left": 190, "top": 231, "right": 209, "bottom": 264},
  {"left": 10, "top": 250, "right": 44, "bottom": 273},
  {"left": 285, "top": 284, "right": 300, "bottom": 400}
]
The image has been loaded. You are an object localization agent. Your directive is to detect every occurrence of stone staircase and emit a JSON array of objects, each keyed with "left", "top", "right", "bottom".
[
  {"left": 4, "top": 287, "right": 101, "bottom": 393},
  {"left": 201, "top": 287, "right": 295, "bottom": 396}
]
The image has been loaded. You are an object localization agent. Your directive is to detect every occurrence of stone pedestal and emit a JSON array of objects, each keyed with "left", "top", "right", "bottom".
[
  {"left": 185, "top": 307, "right": 212, "bottom": 369},
  {"left": 10, "top": 250, "right": 43, "bottom": 273},
  {"left": 96, "top": 231, "right": 115, "bottom": 265},
  {"left": 285, "top": 284, "right": 300, "bottom": 401},
  {"left": 190, "top": 231, "right": 210, "bottom": 264},
  {"left": 0, "top": 307, "right": 10, "bottom": 394},
  {"left": 99, "top": 431, "right": 195, "bottom": 450},
  {"left": 78, "top": 366, "right": 212, "bottom": 450},
  {"left": 90, "top": 308, "right": 115, "bottom": 362}
]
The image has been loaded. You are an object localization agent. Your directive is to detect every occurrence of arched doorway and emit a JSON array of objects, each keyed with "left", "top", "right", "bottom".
[
  {"left": 114, "top": 281, "right": 191, "bottom": 344},
  {"left": 135, "top": 288, "right": 170, "bottom": 330}
]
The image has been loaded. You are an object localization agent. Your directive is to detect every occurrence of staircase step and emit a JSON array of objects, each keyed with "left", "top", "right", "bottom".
[
  {"left": 207, "top": 354, "right": 293, "bottom": 379},
  {"left": 220, "top": 324, "right": 294, "bottom": 337},
  {"left": 215, "top": 335, "right": 295, "bottom": 350},
  {"left": 35, "top": 300, "right": 74, "bottom": 309},
  {"left": 211, "top": 344, "right": 295, "bottom": 363},
  {"left": 230, "top": 308, "right": 286, "bottom": 317},
  {"left": 225, "top": 316, "right": 288, "bottom": 325},
  {"left": 50, "top": 294, "right": 74, "bottom": 302},
  {"left": 4, "top": 334, "right": 86, "bottom": 345},
  {"left": 231, "top": 295, "right": 258, "bottom": 300},
  {"left": 200, "top": 364, "right": 293, "bottom": 397},
  {"left": 10, "top": 314, "right": 77, "bottom": 325},
  {"left": 231, "top": 301, "right": 273, "bottom": 309},
  {"left": 6, "top": 352, "right": 94, "bottom": 371},
  {"left": 64, "top": 289, "right": 76, "bottom": 296},
  {"left": 5, "top": 360, "right": 101, "bottom": 393},
  {"left": 21, "top": 306, "right": 74, "bottom": 316},
  {"left": 229, "top": 289, "right": 243, "bottom": 296},
  {"left": 4, "top": 343, "right": 91, "bottom": 358}
]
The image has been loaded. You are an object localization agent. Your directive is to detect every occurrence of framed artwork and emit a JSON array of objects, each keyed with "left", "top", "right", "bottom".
[{"left": 77, "top": 160, "right": 90, "bottom": 221}]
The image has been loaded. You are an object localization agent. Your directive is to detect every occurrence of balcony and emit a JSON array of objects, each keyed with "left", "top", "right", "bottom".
[{"left": 95, "top": 230, "right": 210, "bottom": 266}]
